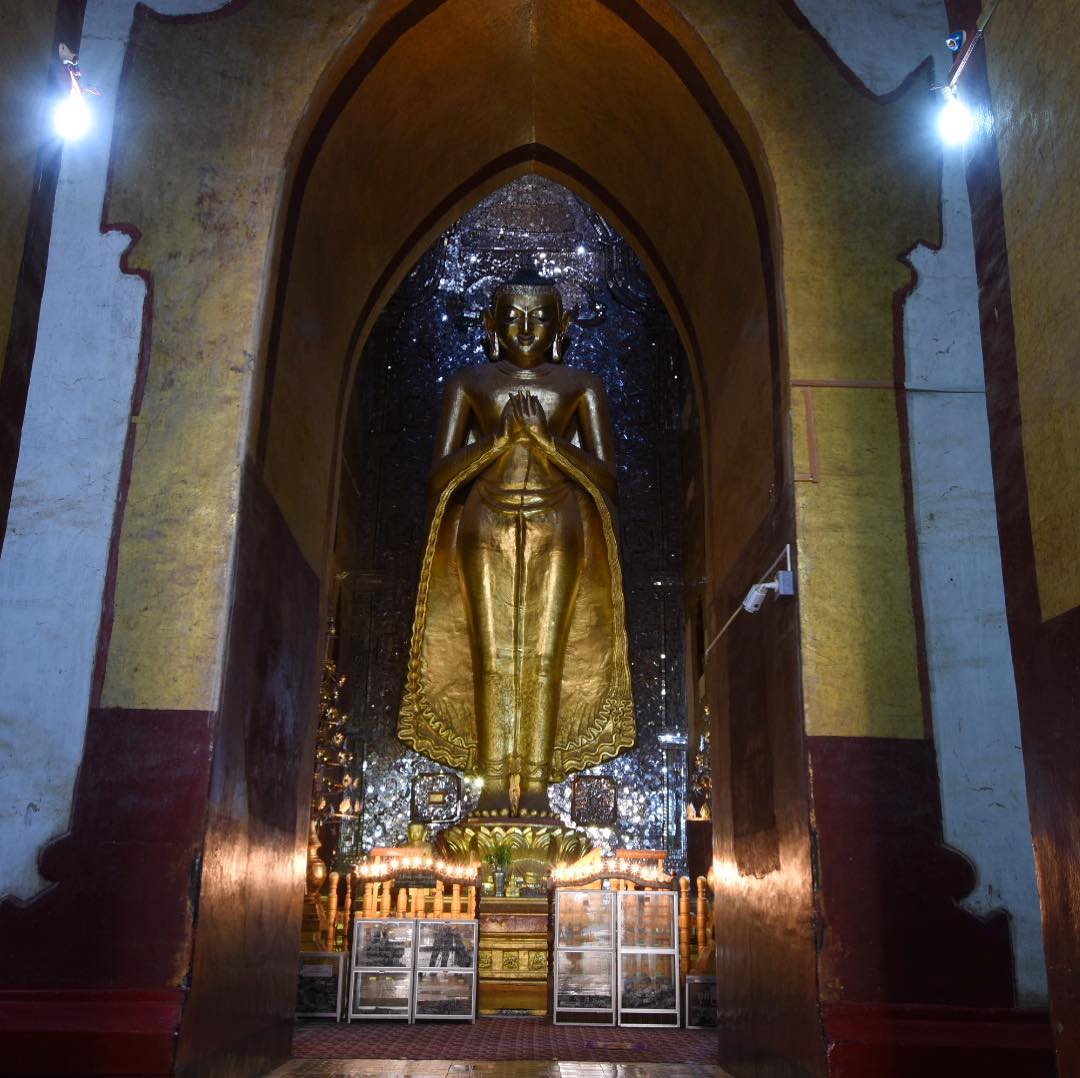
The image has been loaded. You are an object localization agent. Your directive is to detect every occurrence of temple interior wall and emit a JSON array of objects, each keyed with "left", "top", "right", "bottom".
[
  {"left": 790, "top": 0, "right": 1043, "bottom": 1006},
  {"left": 984, "top": 1, "right": 1080, "bottom": 621},
  {"left": 0, "top": 0, "right": 1071, "bottom": 1074},
  {"left": 957, "top": 0, "right": 1080, "bottom": 1062}
]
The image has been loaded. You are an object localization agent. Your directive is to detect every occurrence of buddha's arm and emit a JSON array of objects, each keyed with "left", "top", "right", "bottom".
[
  {"left": 428, "top": 378, "right": 506, "bottom": 500},
  {"left": 550, "top": 382, "right": 618, "bottom": 503}
]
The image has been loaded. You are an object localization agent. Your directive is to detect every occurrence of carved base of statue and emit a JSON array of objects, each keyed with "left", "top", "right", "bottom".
[{"left": 435, "top": 814, "right": 593, "bottom": 890}]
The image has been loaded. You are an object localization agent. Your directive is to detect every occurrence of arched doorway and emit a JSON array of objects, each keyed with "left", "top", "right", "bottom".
[{"left": 172, "top": 0, "right": 810, "bottom": 1068}]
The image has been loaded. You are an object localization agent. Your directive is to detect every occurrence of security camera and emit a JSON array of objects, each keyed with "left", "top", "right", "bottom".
[
  {"left": 742, "top": 569, "right": 797, "bottom": 614},
  {"left": 742, "top": 583, "right": 771, "bottom": 614}
]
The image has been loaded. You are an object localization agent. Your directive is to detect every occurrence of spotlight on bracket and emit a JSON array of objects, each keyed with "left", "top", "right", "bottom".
[
  {"left": 53, "top": 43, "right": 96, "bottom": 142},
  {"left": 938, "top": 86, "right": 974, "bottom": 146},
  {"left": 945, "top": 30, "right": 967, "bottom": 54}
]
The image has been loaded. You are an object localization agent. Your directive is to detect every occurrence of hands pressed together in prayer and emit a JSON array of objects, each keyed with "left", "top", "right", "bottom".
[{"left": 499, "top": 391, "right": 554, "bottom": 452}]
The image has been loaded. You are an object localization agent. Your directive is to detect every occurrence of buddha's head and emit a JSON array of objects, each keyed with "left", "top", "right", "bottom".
[{"left": 484, "top": 267, "right": 571, "bottom": 368}]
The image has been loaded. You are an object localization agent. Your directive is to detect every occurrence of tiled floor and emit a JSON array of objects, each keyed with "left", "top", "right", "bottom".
[{"left": 270, "top": 1063, "right": 732, "bottom": 1077}]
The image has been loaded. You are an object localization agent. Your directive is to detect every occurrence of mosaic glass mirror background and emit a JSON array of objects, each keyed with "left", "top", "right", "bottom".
[{"left": 340, "top": 177, "right": 697, "bottom": 874}]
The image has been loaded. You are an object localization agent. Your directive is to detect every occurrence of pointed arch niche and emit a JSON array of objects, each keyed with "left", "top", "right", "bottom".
[
  {"left": 188, "top": 0, "right": 812, "bottom": 1067},
  {"left": 256, "top": 0, "right": 787, "bottom": 585},
  {"left": 335, "top": 175, "right": 700, "bottom": 868}
]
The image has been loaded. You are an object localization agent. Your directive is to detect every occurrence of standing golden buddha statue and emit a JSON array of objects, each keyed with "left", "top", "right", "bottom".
[{"left": 398, "top": 269, "right": 635, "bottom": 841}]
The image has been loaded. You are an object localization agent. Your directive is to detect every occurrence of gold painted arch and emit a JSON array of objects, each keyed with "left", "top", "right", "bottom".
[{"left": 256, "top": 0, "right": 787, "bottom": 585}]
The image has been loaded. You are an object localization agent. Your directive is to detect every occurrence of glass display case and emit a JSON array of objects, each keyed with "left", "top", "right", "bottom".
[
  {"left": 556, "top": 890, "right": 615, "bottom": 950},
  {"left": 349, "top": 917, "right": 477, "bottom": 1022},
  {"left": 616, "top": 891, "right": 680, "bottom": 1026},
  {"left": 618, "top": 890, "right": 676, "bottom": 950},
  {"left": 414, "top": 970, "right": 475, "bottom": 1017},
  {"left": 553, "top": 890, "right": 615, "bottom": 1025},
  {"left": 296, "top": 951, "right": 345, "bottom": 1019},
  {"left": 348, "top": 918, "right": 415, "bottom": 1021},
  {"left": 414, "top": 920, "right": 477, "bottom": 1020},
  {"left": 556, "top": 949, "right": 614, "bottom": 1011},
  {"left": 417, "top": 920, "right": 476, "bottom": 970},
  {"left": 350, "top": 970, "right": 413, "bottom": 1018},
  {"left": 355, "top": 919, "right": 415, "bottom": 969},
  {"left": 685, "top": 975, "right": 718, "bottom": 1029}
]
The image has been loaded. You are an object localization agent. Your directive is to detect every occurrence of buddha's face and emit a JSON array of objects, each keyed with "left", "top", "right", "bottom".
[{"left": 484, "top": 290, "right": 570, "bottom": 367}]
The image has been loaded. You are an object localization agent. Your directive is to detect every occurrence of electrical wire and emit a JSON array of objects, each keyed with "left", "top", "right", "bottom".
[{"left": 703, "top": 544, "right": 791, "bottom": 659}]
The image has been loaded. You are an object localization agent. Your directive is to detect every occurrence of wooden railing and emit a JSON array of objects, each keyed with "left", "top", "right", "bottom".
[{"left": 678, "top": 875, "right": 714, "bottom": 981}]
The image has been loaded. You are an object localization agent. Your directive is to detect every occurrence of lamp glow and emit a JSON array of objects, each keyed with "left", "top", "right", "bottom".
[
  {"left": 938, "top": 91, "right": 974, "bottom": 145},
  {"left": 54, "top": 88, "right": 90, "bottom": 141}
]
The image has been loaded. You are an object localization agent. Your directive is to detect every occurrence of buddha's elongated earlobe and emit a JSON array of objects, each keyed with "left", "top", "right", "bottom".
[
  {"left": 489, "top": 332, "right": 500, "bottom": 361},
  {"left": 552, "top": 333, "right": 562, "bottom": 363}
]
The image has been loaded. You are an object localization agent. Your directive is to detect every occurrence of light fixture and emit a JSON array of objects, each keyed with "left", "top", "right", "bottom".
[
  {"left": 933, "top": 0, "right": 1002, "bottom": 147},
  {"left": 54, "top": 43, "right": 97, "bottom": 142},
  {"left": 53, "top": 85, "right": 90, "bottom": 141},
  {"left": 938, "top": 87, "right": 974, "bottom": 146}
]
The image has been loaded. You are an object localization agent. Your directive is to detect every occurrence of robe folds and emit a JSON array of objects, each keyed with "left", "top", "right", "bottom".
[{"left": 397, "top": 437, "right": 635, "bottom": 781}]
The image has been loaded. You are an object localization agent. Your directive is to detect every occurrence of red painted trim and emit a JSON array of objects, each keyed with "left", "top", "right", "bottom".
[
  {"left": 823, "top": 1005, "right": 1055, "bottom": 1078},
  {"left": 0, "top": 707, "right": 214, "bottom": 989},
  {"left": 0, "top": 988, "right": 184, "bottom": 1032},
  {"left": 0, "top": 988, "right": 184, "bottom": 1076},
  {"left": 809, "top": 735, "right": 1016, "bottom": 1006}
]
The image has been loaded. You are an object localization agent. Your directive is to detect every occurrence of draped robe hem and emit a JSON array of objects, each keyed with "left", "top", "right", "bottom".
[{"left": 397, "top": 438, "right": 636, "bottom": 781}]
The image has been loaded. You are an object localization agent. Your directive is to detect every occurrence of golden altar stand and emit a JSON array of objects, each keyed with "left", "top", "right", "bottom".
[{"left": 477, "top": 896, "right": 550, "bottom": 1015}]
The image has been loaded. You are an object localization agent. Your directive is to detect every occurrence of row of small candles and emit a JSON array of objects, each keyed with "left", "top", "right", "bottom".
[
  {"left": 354, "top": 854, "right": 481, "bottom": 920},
  {"left": 354, "top": 852, "right": 671, "bottom": 893},
  {"left": 355, "top": 854, "right": 481, "bottom": 883},
  {"left": 550, "top": 856, "right": 674, "bottom": 887}
]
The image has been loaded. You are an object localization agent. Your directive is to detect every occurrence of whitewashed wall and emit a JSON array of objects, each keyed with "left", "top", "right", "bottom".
[
  {"left": 0, "top": 0, "right": 235, "bottom": 903},
  {"left": 795, "top": 0, "right": 1046, "bottom": 1003}
]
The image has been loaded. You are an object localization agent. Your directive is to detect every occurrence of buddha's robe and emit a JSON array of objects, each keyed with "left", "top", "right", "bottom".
[{"left": 397, "top": 362, "right": 635, "bottom": 781}]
